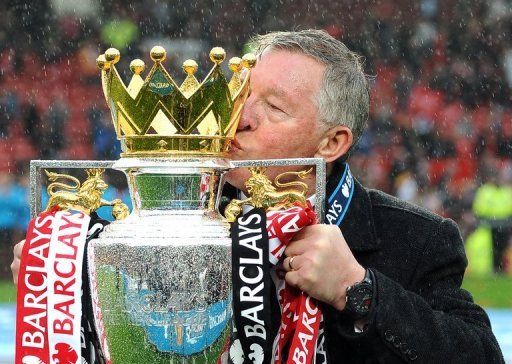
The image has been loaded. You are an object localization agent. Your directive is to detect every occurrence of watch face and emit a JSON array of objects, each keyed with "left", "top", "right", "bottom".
[{"left": 347, "top": 284, "right": 373, "bottom": 315}]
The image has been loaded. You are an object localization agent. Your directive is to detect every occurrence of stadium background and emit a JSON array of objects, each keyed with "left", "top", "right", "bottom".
[{"left": 0, "top": 0, "right": 511, "bottom": 362}]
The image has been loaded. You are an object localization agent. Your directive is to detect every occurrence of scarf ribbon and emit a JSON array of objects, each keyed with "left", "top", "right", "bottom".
[
  {"left": 15, "top": 208, "right": 93, "bottom": 364},
  {"left": 231, "top": 163, "right": 355, "bottom": 364}
]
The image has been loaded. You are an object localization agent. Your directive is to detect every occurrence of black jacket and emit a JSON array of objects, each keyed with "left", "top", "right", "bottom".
[{"left": 322, "top": 164, "right": 504, "bottom": 363}]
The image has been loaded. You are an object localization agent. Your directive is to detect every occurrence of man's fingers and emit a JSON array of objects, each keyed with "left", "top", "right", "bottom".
[
  {"left": 283, "top": 256, "right": 293, "bottom": 271},
  {"left": 284, "top": 225, "right": 327, "bottom": 257},
  {"left": 284, "top": 238, "right": 309, "bottom": 257},
  {"left": 284, "top": 269, "right": 313, "bottom": 294},
  {"left": 14, "top": 239, "right": 25, "bottom": 258},
  {"left": 11, "top": 239, "right": 25, "bottom": 287},
  {"left": 10, "top": 259, "right": 18, "bottom": 287},
  {"left": 284, "top": 270, "right": 301, "bottom": 289}
]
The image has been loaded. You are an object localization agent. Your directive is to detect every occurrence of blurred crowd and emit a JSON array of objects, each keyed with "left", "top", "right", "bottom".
[{"left": 0, "top": 0, "right": 511, "bottom": 275}]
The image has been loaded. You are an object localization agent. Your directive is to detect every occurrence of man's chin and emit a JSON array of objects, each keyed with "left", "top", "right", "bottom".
[
  {"left": 224, "top": 168, "right": 250, "bottom": 193},
  {"left": 227, "top": 149, "right": 245, "bottom": 161}
]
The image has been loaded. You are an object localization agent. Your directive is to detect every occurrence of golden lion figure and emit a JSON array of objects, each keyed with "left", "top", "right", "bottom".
[
  {"left": 224, "top": 167, "right": 312, "bottom": 222},
  {"left": 45, "top": 168, "right": 128, "bottom": 220}
]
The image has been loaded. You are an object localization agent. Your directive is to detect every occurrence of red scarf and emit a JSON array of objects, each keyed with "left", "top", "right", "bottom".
[
  {"left": 267, "top": 205, "right": 323, "bottom": 364},
  {"left": 15, "top": 209, "right": 90, "bottom": 364}
]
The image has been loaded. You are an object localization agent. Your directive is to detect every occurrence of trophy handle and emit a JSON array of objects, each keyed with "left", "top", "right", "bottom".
[
  {"left": 42, "top": 168, "right": 129, "bottom": 219},
  {"left": 221, "top": 158, "right": 326, "bottom": 221},
  {"left": 30, "top": 160, "right": 117, "bottom": 218}
]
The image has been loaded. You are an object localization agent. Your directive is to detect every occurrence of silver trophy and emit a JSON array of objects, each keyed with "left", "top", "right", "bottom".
[{"left": 29, "top": 45, "right": 326, "bottom": 363}]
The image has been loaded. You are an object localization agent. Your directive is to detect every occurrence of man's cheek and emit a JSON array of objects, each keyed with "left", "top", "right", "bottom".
[{"left": 264, "top": 134, "right": 288, "bottom": 156}]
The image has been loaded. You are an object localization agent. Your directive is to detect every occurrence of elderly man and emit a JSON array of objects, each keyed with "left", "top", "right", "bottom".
[{"left": 12, "top": 30, "right": 503, "bottom": 362}]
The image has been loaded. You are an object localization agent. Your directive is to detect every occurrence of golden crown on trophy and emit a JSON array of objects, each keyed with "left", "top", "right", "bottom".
[{"left": 96, "top": 46, "right": 256, "bottom": 157}]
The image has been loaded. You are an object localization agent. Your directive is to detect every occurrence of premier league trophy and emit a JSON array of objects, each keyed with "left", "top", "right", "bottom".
[
  {"left": 26, "top": 45, "right": 325, "bottom": 364},
  {"left": 87, "top": 46, "right": 254, "bottom": 363}
]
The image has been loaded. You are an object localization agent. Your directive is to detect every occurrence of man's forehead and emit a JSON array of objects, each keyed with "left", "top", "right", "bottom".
[{"left": 253, "top": 49, "right": 325, "bottom": 95}]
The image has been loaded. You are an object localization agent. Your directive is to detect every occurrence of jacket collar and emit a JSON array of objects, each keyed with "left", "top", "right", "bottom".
[{"left": 325, "top": 161, "right": 380, "bottom": 252}]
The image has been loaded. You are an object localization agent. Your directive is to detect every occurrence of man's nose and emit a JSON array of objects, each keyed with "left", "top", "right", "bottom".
[
  {"left": 237, "top": 113, "right": 252, "bottom": 131},
  {"left": 237, "top": 98, "right": 257, "bottom": 131}
]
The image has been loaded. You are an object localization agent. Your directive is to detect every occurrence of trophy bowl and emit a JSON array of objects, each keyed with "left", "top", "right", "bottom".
[{"left": 88, "top": 158, "right": 233, "bottom": 363}]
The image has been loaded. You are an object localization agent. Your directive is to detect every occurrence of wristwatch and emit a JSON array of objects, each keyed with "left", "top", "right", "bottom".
[{"left": 344, "top": 268, "right": 374, "bottom": 320}]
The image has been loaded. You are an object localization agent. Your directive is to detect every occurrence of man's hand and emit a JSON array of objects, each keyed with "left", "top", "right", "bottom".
[
  {"left": 283, "top": 225, "right": 365, "bottom": 311},
  {"left": 11, "top": 239, "right": 25, "bottom": 287}
]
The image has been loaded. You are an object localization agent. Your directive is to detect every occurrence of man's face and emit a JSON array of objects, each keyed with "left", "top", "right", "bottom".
[{"left": 226, "top": 49, "right": 327, "bottom": 191}]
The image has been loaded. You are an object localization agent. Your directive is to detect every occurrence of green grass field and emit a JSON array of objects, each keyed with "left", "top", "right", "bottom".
[
  {"left": 0, "top": 280, "right": 15, "bottom": 303},
  {"left": 2, "top": 275, "right": 512, "bottom": 307},
  {"left": 461, "top": 275, "right": 512, "bottom": 308}
]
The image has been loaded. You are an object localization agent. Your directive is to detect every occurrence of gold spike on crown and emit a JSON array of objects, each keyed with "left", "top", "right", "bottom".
[{"left": 96, "top": 46, "right": 256, "bottom": 157}]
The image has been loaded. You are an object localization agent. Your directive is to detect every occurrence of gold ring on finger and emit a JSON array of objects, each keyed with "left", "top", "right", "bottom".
[{"left": 289, "top": 256, "right": 296, "bottom": 271}]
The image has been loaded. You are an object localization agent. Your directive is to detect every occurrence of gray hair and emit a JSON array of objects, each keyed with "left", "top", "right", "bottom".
[{"left": 250, "top": 29, "right": 370, "bottom": 155}]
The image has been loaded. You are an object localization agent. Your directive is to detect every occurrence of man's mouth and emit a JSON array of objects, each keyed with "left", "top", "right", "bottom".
[{"left": 229, "top": 138, "right": 242, "bottom": 152}]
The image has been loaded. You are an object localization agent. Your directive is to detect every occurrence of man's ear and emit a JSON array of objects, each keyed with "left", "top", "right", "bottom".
[{"left": 315, "top": 125, "right": 353, "bottom": 163}]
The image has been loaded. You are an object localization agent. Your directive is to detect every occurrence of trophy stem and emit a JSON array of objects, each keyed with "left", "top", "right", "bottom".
[{"left": 113, "top": 157, "right": 231, "bottom": 215}]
